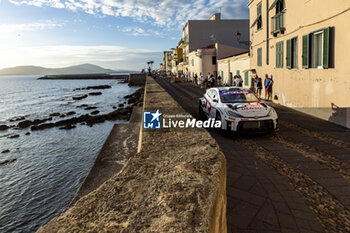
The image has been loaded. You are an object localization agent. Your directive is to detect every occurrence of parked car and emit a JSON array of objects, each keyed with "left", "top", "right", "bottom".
[{"left": 199, "top": 87, "right": 278, "bottom": 132}]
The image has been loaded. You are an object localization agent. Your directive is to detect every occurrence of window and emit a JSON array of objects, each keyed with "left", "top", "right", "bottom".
[
  {"left": 302, "top": 28, "right": 330, "bottom": 69},
  {"left": 244, "top": 72, "right": 249, "bottom": 86},
  {"left": 221, "top": 71, "right": 223, "bottom": 78},
  {"left": 276, "top": 0, "right": 284, "bottom": 14},
  {"left": 211, "top": 90, "right": 219, "bottom": 100},
  {"left": 276, "top": 41, "right": 284, "bottom": 68},
  {"left": 191, "top": 59, "right": 194, "bottom": 66},
  {"left": 257, "top": 3, "right": 262, "bottom": 30},
  {"left": 236, "top": 70, "right": 240, "bottom": 76},
  {"left": 312, "top": 32, "right": 323, "bottom": 68},
  {"left": 257, "top": 48, "right": 262, "bottom": 66},
  {"left": 287, "top": 37, "right": 298, "bottom": 69},
  {"left": 212, "top": 56, "right": 217, "bottom": 65}
]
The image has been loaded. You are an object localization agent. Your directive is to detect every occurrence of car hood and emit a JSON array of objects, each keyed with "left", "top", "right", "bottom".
[{"left": 227, "top": 102, "right": 270, "bottom": 118}]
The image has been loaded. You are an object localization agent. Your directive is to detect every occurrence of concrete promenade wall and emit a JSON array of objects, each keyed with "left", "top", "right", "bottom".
[
  {"left": 129, "top": 73, "right": 146, "bottom": 86},
  {"left": 38, "top": 77, "right": 226, "bottom": 232}
]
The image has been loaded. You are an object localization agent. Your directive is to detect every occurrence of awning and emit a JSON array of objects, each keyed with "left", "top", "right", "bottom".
[{"left": 269, "top": 0, "right": 278, "bottom": 11}]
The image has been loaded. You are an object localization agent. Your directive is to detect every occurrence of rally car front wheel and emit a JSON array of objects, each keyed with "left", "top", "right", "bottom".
[
  {"left": 215, "top": 112, "right": 227, "bottom": 135},
  {"left": 199, "top": 101, "right": 206, "bottom": 120}
]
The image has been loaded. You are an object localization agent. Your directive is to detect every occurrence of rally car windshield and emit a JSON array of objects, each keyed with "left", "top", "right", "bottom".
[{"left": 219, "top": 90, "right": 259, "bottom": 103}]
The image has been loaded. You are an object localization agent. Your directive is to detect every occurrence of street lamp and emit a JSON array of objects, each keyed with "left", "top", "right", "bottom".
[{"left": 235, "top": 31, "right": 251, "bottom": 46}]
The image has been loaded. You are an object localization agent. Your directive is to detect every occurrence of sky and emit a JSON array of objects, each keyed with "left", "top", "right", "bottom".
[{"left": 0, "top": 0, "right": 249, "bottom": 71}]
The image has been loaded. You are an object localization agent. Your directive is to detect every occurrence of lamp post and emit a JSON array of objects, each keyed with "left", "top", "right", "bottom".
[{"left": 235, "top": 31, "right": 251, "bottom": 46}]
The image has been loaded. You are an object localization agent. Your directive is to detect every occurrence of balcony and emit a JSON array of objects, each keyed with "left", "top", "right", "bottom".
[{"left": 271, "top": 11, "right": 285, "bottom": 36}]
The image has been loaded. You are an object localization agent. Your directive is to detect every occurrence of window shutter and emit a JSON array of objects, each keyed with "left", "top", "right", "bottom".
[
  {"left": 276, "top": 43, "right": 278, "bottom": 68},
  {"left": 323, "top": 27, "right": 330, "bottom": 69},
  {"left": 302, "top": 35, "right": 309, "bottom": 68},
  {"left": 244, "top": 72, "right": 249, "bottom": 86},
  {"left": 257, "top": 48, "right": 262, "bottom": 66},
  {"left": 251, "top": 19, "right": 257, "bottom": 28},
  {"left": 236, "top": 70, "right": 240, "bottom": 75},
  {"left": 269, "top": 0, "right": 278, "bottom": 11},
  {"left": 286, "top": 39, "right": 291, "bottom": 69},
  {"left": 281, "top": 41, "right": 284, "bottom": 67}
]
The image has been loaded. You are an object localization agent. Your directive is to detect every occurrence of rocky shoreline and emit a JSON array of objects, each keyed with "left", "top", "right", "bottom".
[
  {"left": 0, "top": 86, "right": 144, "bottom": 166},
  {"left": 0, "top": 87, "right": 143, "bottom": 133}
]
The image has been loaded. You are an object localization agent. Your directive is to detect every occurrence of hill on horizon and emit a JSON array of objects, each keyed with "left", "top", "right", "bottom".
[{"left": 0, "top": 64, "right": 137, "bottom": 76}]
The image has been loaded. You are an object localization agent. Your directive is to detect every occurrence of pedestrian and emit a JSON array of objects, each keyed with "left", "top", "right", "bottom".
[
  {"left": 232, "top": 75, "right": 237, "bottom": 86},
  {"left": 210, "top": 74, "right": 215, "bottom": 87},
  {"left": 253, "top": 75, "right": 258, "bottom": 93},
  {"left": 257, "top": 77, "right": 263, "bottom": 98},
  {"left": 194, "top": 73, "right": 198, "bottom": 85},
  {"left": 200, "top": 73, "right": 204, "bottom": 88},
  {"left": 204, "top": 75, "right": 209, "bottom": 88},
  {"left": 217, "top": 75, "right": 222, "bottom": 86},
  {"left": 265, "top": 74, "right": 273, "bottom": 100},
  {"left": 237, "top": 75, "right": 243, "bottom": 87}
]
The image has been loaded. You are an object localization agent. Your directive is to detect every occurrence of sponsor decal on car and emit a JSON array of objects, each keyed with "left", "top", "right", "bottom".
[{"left": 144, "top": 110, "right": 222, "bottom": 129}]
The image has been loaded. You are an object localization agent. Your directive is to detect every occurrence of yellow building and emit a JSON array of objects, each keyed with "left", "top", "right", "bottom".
[{"left": 248, "top": 0, "right": 350, "bottom": 128}]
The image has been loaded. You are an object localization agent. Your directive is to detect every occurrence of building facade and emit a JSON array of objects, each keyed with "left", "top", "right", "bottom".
[
  {"left": 217, "top": 51, "right": 251, "bottom": 87},
  {"left": 248, "top": 0, "right": 350, "bottom": 127},
  {"left": 179, "top": 13, "right": 250, "bottom": 77},
  {"left": 162, "top": 51, "right": 173, "bottom": 74}
]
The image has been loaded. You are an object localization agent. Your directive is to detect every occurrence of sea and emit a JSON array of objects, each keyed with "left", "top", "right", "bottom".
[{"left": 0, "top": 75, "right": 139, "bottom": 233}]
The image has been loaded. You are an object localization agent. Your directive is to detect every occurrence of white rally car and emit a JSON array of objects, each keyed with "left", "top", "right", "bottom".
[{"left": 199, "top": 87, "right": 278, "bottom": 132}]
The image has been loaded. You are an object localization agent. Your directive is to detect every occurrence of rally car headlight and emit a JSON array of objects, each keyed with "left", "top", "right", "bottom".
[
  {"left": 226, "top": 110, "right": 242, "bottom": 117},
  {"left": 268, "top": 108, "right": 277, "bottom": 117}
]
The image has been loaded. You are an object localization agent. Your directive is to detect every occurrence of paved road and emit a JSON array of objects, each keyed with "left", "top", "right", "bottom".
[{"left": 154, "top": 77, "right": 350, "bottom": 233}]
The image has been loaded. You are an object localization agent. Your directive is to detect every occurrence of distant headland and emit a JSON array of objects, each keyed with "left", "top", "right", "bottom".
[{"left": 0, "top": 63, "right": 138, "bottom": 76}]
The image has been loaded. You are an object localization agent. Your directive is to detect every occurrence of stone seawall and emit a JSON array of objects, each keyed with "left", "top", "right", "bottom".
[
  {"left": 38, "top": 77, "right": 227, "bottom": 232},
  {"left": 129, "top": 73, "right": 146, "bottom": 86}
]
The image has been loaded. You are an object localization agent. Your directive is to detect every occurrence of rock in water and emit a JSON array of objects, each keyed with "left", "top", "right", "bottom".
[
  {"left": 66, "top": 111, "right": 76, "bottom": 116},
  {"left": 1, "top": 149, "right": 10, "bottom": 153},
  {"left": 17, "top": 120, "right": 33, "bottom": 128},
  {"left": 85, "top": 107, "right": 97, "bottom": 110},
  {"left": 73, "top": 85, "right": 111, "bottom": 91},
  {"left": 0, "top": 125, "right": 9, "bottom": 131},
  {"left": 50, "top": 113, "right": 61, "bottom": 117},
  {"left": 9, "top": 116, "right": 25, "bottom": 122},
  {"left": 89, "top": 92, "right": 102, "bottom": 96},
  {"left": 0, "top": 158, "right": 17, "bottom": 166},
  {"left": 59, "top": 124, "right": 76, "bottom": 130},
  {"left": 8, "top": 134, "right": 19, "bottom": 139},
  {"left": 77, "top": 104, "right": 88, "bottom": 108},
  {"left": 72, "top": 95, "right": 88, "bottom": 100},
  {"left": 91, "top": 110, "right": 100, "bottom": 115},
  {"left": 25, "top": 132, "right": 31, "bottom": 136}
]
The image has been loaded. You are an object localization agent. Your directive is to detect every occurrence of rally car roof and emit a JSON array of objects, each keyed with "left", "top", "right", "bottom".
[{"left": 215, "top": 87, "right": 251, "bottom": 92}]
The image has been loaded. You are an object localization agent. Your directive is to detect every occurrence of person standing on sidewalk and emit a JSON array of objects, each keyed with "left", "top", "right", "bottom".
[
  {"left": 217, "top": 75, "right": 222, "bottom": 86},
  {"left": 257, "top": 77, "right": 263, "bottom": 99},
  {"left": 200, "top": 73, "right": 204, "bottom": 88},
  {"left": 265, "top": 75, "right": 273, "bottom": 100}
]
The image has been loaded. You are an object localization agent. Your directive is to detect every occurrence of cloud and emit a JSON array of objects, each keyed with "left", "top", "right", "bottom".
[
  {"left": 119, "top": 26, "right": 165, "bottom": 37},
  {"left": 0, "top": 20, "right": 64, "bottom": 33},
  {"left": 8, "top": 0, "right": 249, "bottom": 30},
  {"left": 0, "top": 45, "right": 162, "bottom": 70}
]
